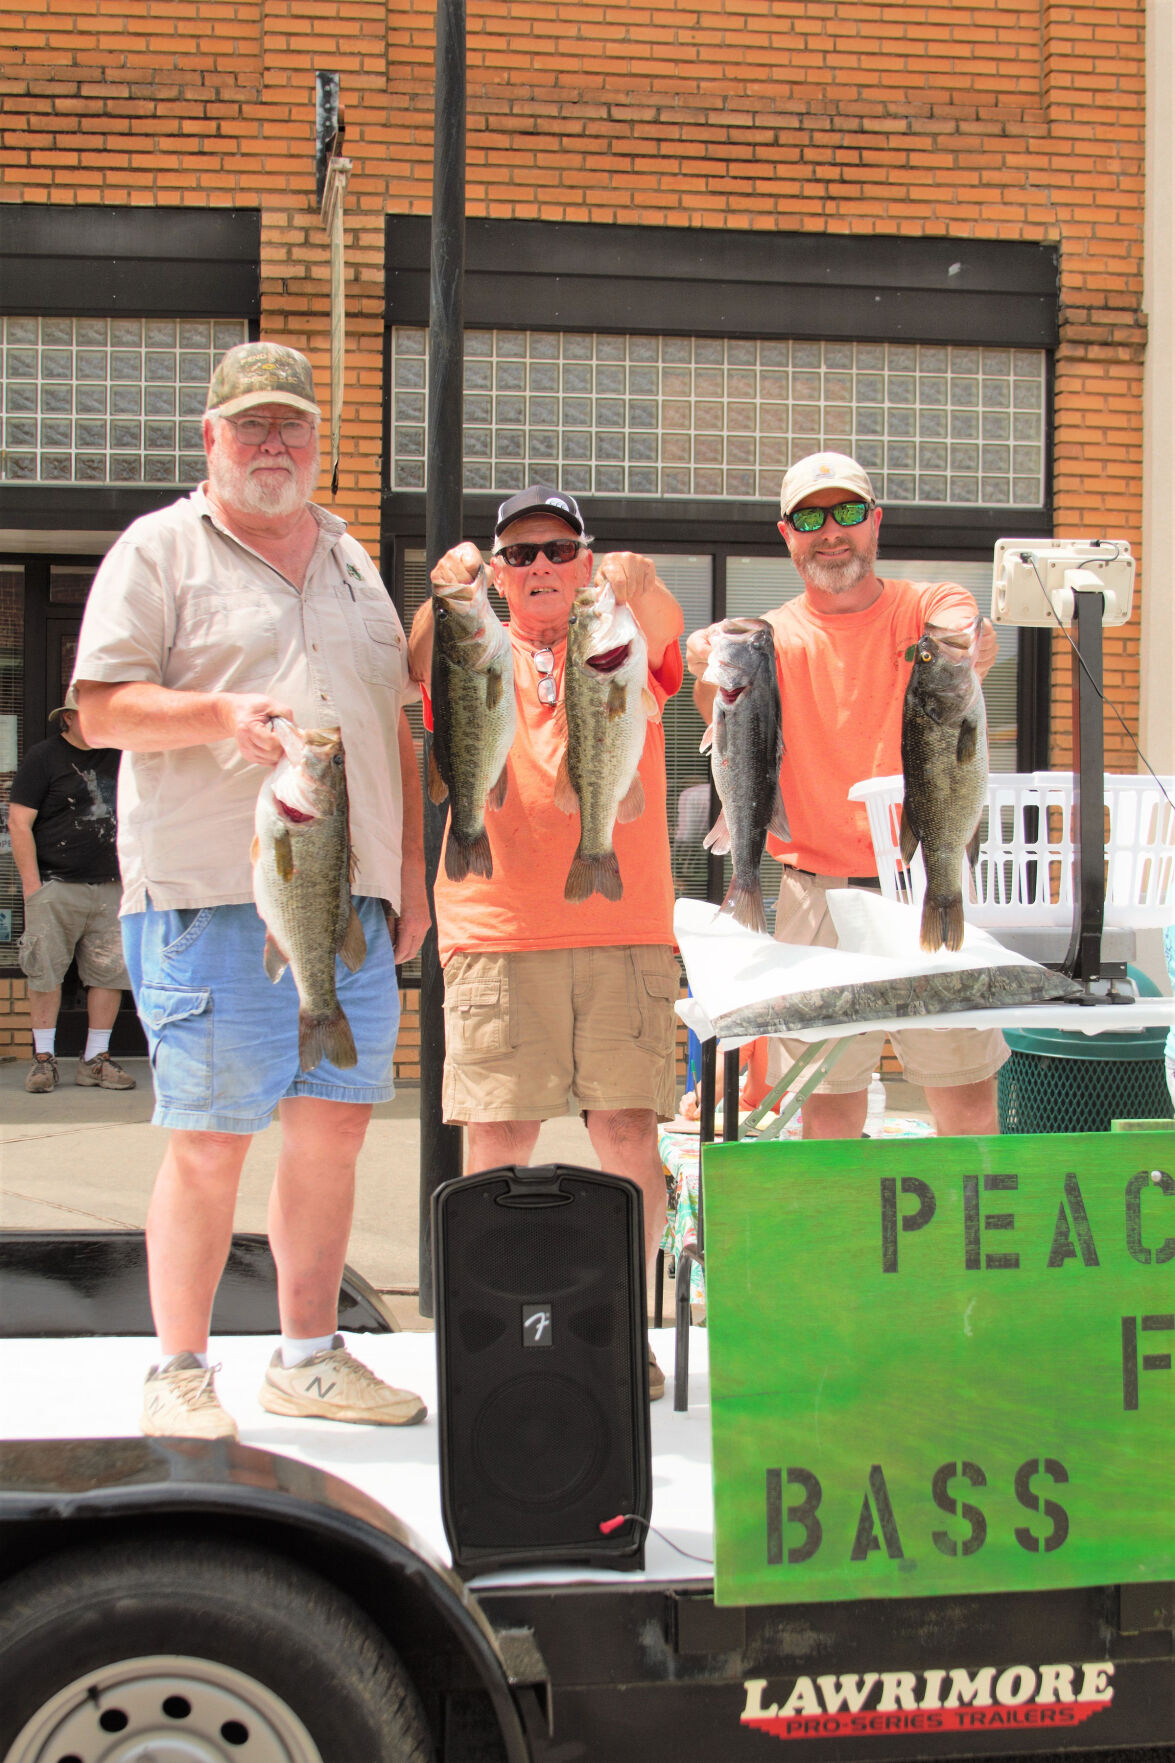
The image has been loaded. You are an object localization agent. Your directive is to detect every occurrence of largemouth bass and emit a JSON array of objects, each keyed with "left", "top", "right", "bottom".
[
  {"left": 701, "top": 617, "right": 790, "bottom": 934},
  {"left": 428, "top": 566, "right": 516, "bottom": 881},
  {"left": 252, "top": 720, "right": 365, "bottom": 1072},
  {"left": 900, "top": 622, "right": 988, "bottom": 953},
  {"left": 555, "top": 572, "right": 659, "bottom": 902},
  {"left": 713, "top": 960, "right": 1083, "bottom": 1041}
]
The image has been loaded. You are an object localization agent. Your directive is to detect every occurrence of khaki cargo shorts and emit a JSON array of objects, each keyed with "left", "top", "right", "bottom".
[
  {"left": 18, "top": 878, "right": 131, "bottom": 992},
  {"left": 765, "top": 866, "right": 1009, "bottom": 1095},
  {"left": 441, "top": 944, "right": 680, "bottom": 1124}
]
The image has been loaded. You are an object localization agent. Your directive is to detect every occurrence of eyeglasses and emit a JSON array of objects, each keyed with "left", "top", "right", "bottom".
[
  {"left": 224, "top": 415, "right": 317, "bottom": 448},
  {"left": 494, "top": 539, "right": 585, "bottom": 568},
  {"left": 533, "top": 646, "right": 557, "bottom": 706},
  {"left": 784, "top": 500, "right": 873, "bottom": 533}
]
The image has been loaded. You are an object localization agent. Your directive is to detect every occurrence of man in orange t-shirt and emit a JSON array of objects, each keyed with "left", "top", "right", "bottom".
[
  {"left": 409, "top": 485, "right": 684, "bottom": 1396},
  {"left": 687, "top": 450, "right": 1007, "bottom": 1142}
]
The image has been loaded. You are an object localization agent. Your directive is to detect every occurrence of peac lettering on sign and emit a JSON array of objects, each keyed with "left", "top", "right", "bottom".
[
  {"left": 1046, "top": 1173, "right": 1101, "bottom": 1267},
  {"left": 1124, "top": 1168, "right": 1175, "bottom": 1264},
  {"left": 964, "top": 1172, "right": 1019, "bottom": 1270}
]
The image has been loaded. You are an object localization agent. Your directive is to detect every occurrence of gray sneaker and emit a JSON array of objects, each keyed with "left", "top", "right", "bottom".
[
  {"left": 24, "top": 1053, "right": 58, "bottom": 1094},
  {"left": 141, "top": 1354, "right": 239, "bottom": 1441},
  {"left": 648, "top": 1344, "right": 666, "bottom": 1402},
  {"left": 259, "top": 1335, "right": 427, "bottom": 1426},
  {"left": 76, "top": 1050, "right": 136, "bottom": 1089}
]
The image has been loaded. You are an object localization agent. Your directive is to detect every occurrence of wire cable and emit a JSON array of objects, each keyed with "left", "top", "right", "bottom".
[{"left": 598, "top": 1513, "right": 714, "bottom": 1565}]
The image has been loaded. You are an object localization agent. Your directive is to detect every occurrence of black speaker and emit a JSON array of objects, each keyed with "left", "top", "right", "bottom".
[{"left": 433, "top": 1163, "right": 652, "bottom": 1575}]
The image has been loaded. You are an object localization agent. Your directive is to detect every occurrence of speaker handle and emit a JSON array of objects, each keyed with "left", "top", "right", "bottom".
[{"left": 488, "top": 1163, "right": 588, "bottom": 1210}]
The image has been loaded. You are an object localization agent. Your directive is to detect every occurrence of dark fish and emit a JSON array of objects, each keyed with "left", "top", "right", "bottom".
[
  {"left": 701, "top": 617, "right": 790, "bottom": 933},
  {"left": 712, "top": 962, "right": 1084, "bottom": 1040},
  {"left": 555, "top": 574, "right": 658, "bottom": 902},
  {"left": 252, "top": 721, "right": 365, "bottom": 1072},
  {"left": 900, "top": 622, "right": 988, "bottom": 953},
  {"left": 428, "top": 568, "right": 516, "bottom": 882}
]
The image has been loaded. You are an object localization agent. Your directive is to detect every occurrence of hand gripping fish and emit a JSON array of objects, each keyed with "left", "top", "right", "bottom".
[
  {"left": 252, "top": 720, "right": 366, "bottom": 1071},
  {"left": 427, "top": 565, "right": 516, "bottom": 881},
  {"left": 700, "top": 617, "right": 790, "bottom": 934},
  {"left": 900, "top": 621, "right": 988, "bottom": 953},
  {"left": 555, "top": 571, "right": 659, "bottom": 902}
]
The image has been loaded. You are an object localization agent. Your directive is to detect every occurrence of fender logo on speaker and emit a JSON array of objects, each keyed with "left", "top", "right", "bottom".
[{"left": 523, "top": 1303, "right": 554, "bottom": 1347}]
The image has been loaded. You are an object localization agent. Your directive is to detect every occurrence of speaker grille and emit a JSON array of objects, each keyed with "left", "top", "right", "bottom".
[{"left": 472, "top": 1374, "right": 608, "bottom": 1507}]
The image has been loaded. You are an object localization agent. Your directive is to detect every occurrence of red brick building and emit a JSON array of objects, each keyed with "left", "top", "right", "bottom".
[{"left": 1, "top": 0, "right": 1167, "bottom": 1063}]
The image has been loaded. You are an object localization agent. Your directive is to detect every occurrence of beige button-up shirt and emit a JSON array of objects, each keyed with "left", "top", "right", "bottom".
[{"left": 74, "top": 486, "right": 413, "bottom": 914}]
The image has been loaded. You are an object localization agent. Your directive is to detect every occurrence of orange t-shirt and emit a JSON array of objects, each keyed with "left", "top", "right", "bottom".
[
  {"left": 765, "top": 578, "right": 978, "bottom": 877},
  {"left": 426, "top": 632, "right": 683, "bottom": 964}
]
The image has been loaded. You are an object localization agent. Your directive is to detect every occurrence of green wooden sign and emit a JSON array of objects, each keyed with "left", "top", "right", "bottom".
[{"left": 705, "top": 1131, "right": 1174, "bottom": 1607}]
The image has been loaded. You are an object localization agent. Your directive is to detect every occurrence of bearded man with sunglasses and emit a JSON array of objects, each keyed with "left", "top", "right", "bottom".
[
  {"left": 72, "top": 343, "right": 430, "bottom": 1440},
  {"left": 687, "top": 450, "right": 1007, "bottom": 1142},
  {"left": 410, "top": 484, "right": 685, "bottom": 1399}
]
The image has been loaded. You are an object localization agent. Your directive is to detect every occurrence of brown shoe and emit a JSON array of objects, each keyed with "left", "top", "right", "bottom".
[
  {"left": 648, "top": 1344, "right": 666, "bottom": 1402},
  {"left": 76, "top": 1051, "right": 136, "bottom": 1090},
  {"left": 25, "top": 1053, "right": 58, "bottom": 1094}
]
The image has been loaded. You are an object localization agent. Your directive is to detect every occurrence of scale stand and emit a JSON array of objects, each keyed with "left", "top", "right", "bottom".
[{"left": 1062, "top": 589, "right": 1132, "bottom": 1002}]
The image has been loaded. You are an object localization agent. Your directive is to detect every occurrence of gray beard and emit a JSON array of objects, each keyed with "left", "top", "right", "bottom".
[
  {"left": 209, "top": 451, "right": 319, "bottom": 519},
  {"left": 801, "top": 541, "right": 877, "bottom": 595}
]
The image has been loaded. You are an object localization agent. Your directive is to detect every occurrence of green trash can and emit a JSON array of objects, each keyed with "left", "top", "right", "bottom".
[{"left": 998, "top": 969, "right": 1174, "bottom": 1134}]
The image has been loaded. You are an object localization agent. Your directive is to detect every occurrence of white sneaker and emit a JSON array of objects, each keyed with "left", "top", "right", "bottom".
[
  {"left": 141, "top": 1354, "right": 239, "bottom": 1441},
  {"left": 259, "top": 1335, "right": 426, "bottom": 1426}
]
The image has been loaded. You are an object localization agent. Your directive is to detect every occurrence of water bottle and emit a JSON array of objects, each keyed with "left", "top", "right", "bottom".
[{"left": 865, "top": 1073, "right": 886, "bottom": 1137}]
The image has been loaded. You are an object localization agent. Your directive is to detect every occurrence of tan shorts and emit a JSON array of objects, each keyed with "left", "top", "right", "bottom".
[
  {"left": 766, "top": 867, "right": 1009, "bottom": 1095},
  {"left": 441, "top": 944, "right": 680, "bottom": 1124},
  {"left": 18, "top": 878, "right": 131, "bottom": 992}
]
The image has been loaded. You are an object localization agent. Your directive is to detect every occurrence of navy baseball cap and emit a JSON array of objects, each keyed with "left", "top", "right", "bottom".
[{"left": 494, "top": 483, "right": 585, "bottom": 539}]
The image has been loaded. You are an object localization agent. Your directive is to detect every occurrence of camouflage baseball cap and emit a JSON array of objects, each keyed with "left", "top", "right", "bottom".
[{"left": 205, "top": 342, "right": 321, "bottom": 419}]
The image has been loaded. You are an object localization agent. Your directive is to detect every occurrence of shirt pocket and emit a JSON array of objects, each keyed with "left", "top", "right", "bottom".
[
  {"left": 174, "top": 587, "right": 279, "bottom": 690},
  {"left": 351, "top": 609, "right": 408, "bottom": 693}
]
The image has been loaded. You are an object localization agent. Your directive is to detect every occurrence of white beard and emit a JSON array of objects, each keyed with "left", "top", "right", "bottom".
[
  {"left": 209, "top": 446, "right": 319, "bottom": 519},
  {"left": 801, "top": 532, "right": 878, "bottom": 594}
]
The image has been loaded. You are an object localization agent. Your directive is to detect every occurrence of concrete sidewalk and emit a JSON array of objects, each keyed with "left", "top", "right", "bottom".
[{"left": 0, "top": 1058, "right": 618, "bottom": 1331}]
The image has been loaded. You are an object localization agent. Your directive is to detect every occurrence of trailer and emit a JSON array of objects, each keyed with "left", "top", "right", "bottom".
[{"left": 1, "top": 1308, "right": 1171, "bottom": 1763}]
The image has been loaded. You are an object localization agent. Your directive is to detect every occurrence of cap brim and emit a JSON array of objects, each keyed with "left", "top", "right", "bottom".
[
  {"left": 208, "top": 390, "right": 321, "bottom": 419},
  {"left": 782, "top": 480, "right": 872, "bottom": 514}
]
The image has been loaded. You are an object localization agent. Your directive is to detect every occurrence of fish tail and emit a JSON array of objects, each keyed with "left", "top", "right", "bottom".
[
  {"left": 445, "top": 830, "right": 493, "bottom": 882},
  {"left": 565, "top": 848, "right": 623, "bottom": 903},
  {"left": 719, "top": 875, "right": 767, "bottom": 935},
  {"left": 920, "top": 895, "right": 965, "bottom": 953},
  {"left": 299, "top": 1007, "right": 357, "bottom": 1073}
]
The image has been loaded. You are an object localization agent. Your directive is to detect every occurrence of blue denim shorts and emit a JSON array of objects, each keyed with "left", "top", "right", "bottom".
[{"left": 122, "top": 898, "right": 400, "bottom": 1133}]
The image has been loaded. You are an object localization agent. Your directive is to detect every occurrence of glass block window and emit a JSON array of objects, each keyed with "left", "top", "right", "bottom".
[
  {"left": 1, "top": 317, "right": 249, "bottom": 487},
  {"left": 390, "top": 329, "right": 1047, "bottom": 508}
]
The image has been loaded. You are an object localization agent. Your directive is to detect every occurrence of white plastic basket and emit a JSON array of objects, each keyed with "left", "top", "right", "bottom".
[{"left": 847, "top": 772, "right": 1175, "bottom": 929}]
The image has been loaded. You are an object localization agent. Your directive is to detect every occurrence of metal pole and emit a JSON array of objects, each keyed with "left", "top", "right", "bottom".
[{"left": 418, "top": 0, "right": 466, "bottom": 1316}]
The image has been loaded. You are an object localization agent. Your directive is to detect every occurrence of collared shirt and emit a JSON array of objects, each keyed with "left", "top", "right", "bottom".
[{"left": 74, "top": 485, "right": 413, "bottom": 913}]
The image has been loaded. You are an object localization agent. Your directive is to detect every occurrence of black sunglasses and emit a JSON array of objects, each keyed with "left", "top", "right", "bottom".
[
  {"left": 785, "top": 500, "right": 873, "bottom": 533},
  {"left": 493, "top": 539, "right": 586, "bottom": 567}
]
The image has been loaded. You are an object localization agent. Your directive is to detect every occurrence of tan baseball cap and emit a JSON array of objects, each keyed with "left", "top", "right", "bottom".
[
  {"left": 48, "top": 686, "right": 79, "bottom": 725},
  {"left": 205, "top": 342, "right": 321, "bottom": 419},
  {"left": 780, "top": 451, "right": 876, "bottom": 517}
]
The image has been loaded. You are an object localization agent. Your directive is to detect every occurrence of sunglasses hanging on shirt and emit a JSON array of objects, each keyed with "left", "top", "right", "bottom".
[{"left": 533, "top": 647, "right": 557, "bottom": 706}]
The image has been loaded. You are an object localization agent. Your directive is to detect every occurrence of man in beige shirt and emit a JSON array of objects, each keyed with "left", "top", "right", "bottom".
[{"left": 75, "top": 342, "right": 429, "bottom": 1441}]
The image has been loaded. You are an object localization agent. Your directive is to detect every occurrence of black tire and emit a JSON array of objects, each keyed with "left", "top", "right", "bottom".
[{"left": 0, "top": 1534, "right": 433, "bottom": 1763}]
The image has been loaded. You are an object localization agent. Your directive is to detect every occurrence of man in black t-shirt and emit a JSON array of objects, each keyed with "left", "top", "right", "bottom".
[{"left": 9, "top": 689, "right": 136, "bottom": 1094}]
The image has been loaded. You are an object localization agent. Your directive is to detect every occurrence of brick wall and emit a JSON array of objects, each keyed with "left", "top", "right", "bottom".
[{"left": 1, "top": 0, "right": 1148, "bottom": 1077}]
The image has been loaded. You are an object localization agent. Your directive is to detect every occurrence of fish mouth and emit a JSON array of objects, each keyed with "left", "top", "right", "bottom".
[
  {"left": 718, "top": 684, "right": 746, "bottom": 705},
  {"left": 275, "top": 795, "right": 316, "bottom": 826},
  {"left": 586, "top": 641, "right": 631, "bottom": 675}
]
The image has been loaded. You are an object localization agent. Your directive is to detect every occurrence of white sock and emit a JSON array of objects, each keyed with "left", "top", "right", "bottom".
[
  {"left": 281, "top": 1332, "right": 336, "bottom": 1367},
  {"left": 33, "top": 1030, "right": 56, "bottom": 1057},
  {"left": 84, "top": 1029, "right": 112, "bottom": 1062}
]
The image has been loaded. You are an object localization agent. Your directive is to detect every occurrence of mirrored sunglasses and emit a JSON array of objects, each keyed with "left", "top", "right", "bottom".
[
  {"left": 494, "top": 539, "right": 585, "bottom": 567},
  {"left": 533, "top": 646, "right": 557, "bottom": 706},
  {"left": 786, "top": 500, "right": 873, "bottom": 533},
  {"left": 225, "top": 415, "right": 316, "bottom": 448}
]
